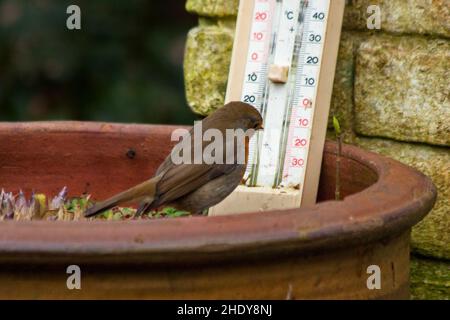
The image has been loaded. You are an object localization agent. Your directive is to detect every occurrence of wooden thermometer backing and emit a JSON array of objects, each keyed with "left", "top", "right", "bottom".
[{"left": 209, "top": 0, "right": 345, "bottom": 216}]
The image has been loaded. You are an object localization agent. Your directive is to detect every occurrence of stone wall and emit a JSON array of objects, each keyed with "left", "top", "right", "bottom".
[{"left": 183, "top": 0, "right": 449, "bottom": 299}]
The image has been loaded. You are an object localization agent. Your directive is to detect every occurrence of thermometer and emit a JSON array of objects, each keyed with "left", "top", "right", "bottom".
[{"left": 212, "top": 0, "right": 345, "bottom": 215}]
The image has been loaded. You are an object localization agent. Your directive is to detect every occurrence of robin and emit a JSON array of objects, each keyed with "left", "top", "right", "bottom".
[{"left": 84, "top": 101, "right": 263, "bottom": 217}]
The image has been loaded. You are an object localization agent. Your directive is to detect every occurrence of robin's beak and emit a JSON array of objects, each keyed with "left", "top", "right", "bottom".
[{"left": 257, "top": 123, "right": 264, "bottom": 130}]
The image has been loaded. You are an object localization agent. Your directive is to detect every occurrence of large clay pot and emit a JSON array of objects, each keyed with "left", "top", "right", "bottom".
[{"left": 0, "top": 122, "right": 436, "bottom": 299}]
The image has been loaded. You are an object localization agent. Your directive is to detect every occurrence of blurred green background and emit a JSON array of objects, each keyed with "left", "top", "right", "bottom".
[{"left": 0, "top": 0, "right": 198, "bottom": 124}]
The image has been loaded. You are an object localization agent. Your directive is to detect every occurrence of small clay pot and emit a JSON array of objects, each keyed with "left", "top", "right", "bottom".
[{"left": 0, "top": 122, "right": 436, "bottom": 299}]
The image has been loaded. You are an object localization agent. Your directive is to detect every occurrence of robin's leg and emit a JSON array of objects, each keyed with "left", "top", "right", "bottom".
[{"left": 134, "top": 201, "right": 153, "bottom": 218}]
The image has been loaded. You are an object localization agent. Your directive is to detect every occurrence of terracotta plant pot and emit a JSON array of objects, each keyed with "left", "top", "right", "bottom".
[{"left": 0, "top": 122, "right": 436, "bottom": 299}]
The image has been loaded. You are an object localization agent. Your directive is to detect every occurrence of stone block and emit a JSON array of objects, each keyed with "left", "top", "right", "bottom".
[
  {"left": 184, "top": 26, "right": 234, "bottom": 115},
  {"left": 411, "top": 255, "right": 450, "bottom": 300},
  {"left": 355, "top": 35, "right": 450, "bottom": 146},
  {"left": 343, "top": 0, "right": 450, "bottom": 38},
  {"left": 186, "top": 0, "right": 239, "bottom": 18}
]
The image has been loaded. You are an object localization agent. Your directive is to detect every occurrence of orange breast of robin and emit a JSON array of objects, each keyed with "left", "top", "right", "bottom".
[{"left": 245, "top": 136, "right": 249, "bottom": 165}]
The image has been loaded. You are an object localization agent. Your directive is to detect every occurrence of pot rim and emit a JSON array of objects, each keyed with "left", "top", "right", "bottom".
[{"left": 0, "top": 121, "right": 437, "bottom": 264}]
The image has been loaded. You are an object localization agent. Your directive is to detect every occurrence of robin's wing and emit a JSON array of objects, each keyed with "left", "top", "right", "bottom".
[
  {"left": 155, "top": 162, "right": 238, "bottom": 207},
  {"left": 154, "top": 117, "right": 246, "bottom": 206},
  {"left": 156, "top": 127, "right": 248, "bottom": 176},
  {"left": 155, "top": 115, "right": 230, "bottom": 177},
  {"left": 155, "top": 126, "right": 195, "bottom": 176},
  {"left": 155, "top": 153, "right": 174, "bottom": 176}
]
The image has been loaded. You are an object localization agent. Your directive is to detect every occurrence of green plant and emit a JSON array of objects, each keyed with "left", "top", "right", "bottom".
[{"left": 0, "top": 187, "right": 191, "bottom": 221}]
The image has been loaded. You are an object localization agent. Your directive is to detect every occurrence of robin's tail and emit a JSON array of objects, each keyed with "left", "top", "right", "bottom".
[{"left": 84, "top": 176, "right": 159, "bottom": 218}]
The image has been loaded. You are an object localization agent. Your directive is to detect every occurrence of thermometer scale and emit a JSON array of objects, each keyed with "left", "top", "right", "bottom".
[{"left": 210, "top": 0, "right": 345, "bottom": 215}]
